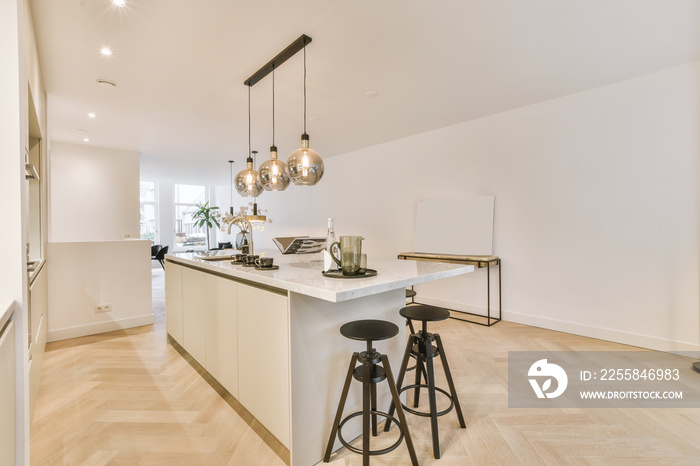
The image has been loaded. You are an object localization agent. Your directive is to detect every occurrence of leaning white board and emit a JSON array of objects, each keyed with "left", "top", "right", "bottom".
[{"left": 414, "top": 195, "right": 495, "bottom": 256}]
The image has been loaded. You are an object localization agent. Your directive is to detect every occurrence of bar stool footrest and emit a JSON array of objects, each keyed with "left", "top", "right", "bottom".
[
  {"left": 338, "top": 411, "right": 405, "bottom": 456},
  {"left": 398, "top": 384, "right": 454, "bottom": 417}
]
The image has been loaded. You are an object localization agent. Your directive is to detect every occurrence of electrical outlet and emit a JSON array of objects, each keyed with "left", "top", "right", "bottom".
[{"left": 96, "top": 304, "right": 113, "bottom": 313}]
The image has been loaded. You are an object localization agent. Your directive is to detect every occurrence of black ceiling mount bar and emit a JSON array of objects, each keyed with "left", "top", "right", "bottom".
[{"left": 244, "top": 34, "right": 312, "bottom": 87}]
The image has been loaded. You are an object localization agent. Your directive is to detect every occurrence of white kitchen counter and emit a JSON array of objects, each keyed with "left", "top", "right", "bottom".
[{"left": 166, "top": 251, "right": 474, "bottom": 302}]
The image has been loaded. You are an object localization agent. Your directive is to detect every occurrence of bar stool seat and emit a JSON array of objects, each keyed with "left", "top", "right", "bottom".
[
  {"left": 385, "top": 305, "right": 466, "bottom": 459},
  {"left": 400, "top": 304, "right": 449, "bottom": 322},
  {"left": 324, "top": 319, "right": 419, "bottom": 466},
  {"left": 340, "top": 319, "right": 398, "bottom": 342}
]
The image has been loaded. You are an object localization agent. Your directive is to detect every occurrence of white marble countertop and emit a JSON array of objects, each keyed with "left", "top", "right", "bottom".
[{"left": 166, "top": 250, "right": 474, "bottom": 303}]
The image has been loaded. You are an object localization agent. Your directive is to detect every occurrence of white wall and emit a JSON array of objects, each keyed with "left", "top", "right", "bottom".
[
  {"left": 47, "top": 240, "right": 153, "bottom": 341},
  {"left": 47, "top": 140, "right": 153, "bottom": 340},
  {"left": 1, "top": 0, "right": 49, "bottom": 462},
  {"left": 49, "top": 141, "right": 140, "bottom": 242},
  {"left": 225, "top": 62, "right": 700, "bottom": 352}
]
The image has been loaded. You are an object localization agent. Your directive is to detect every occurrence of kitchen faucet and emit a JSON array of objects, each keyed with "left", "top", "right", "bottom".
[{"left": 223, "top": 216, "right": 254, "bottom": 256}]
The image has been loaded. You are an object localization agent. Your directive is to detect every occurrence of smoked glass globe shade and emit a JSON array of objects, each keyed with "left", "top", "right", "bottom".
[{"left": 287, "top": 134, "right": 323, "bottom": 186}]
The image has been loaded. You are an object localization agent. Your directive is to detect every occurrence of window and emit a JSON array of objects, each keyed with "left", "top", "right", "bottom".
[
  {"left": 140, "top": 181, "right": 158, "bottom": 243},
  {"left": 174, "top": 184, "right": 207, "bottom": 248}
]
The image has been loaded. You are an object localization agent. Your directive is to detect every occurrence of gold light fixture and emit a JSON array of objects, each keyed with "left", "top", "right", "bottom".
[{"left": 287, "top": 44, "right": 324, "bottom": 186}]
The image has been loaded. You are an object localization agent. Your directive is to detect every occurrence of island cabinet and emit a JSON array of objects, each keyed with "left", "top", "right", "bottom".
[
  {"left": 203, "top": 273, "right": 239, "bottom": 398},
  {"left": 165, "top": 261, "right": 289, "bottom": 447},
  {"left": 164, "top": 262, "right": 184, "bottom": 345},
  {"left": 237, "top": 284, "right": 289, "bottom": 447},
  {"left": 165, "top": 253, "right": 473, "bottom": 465},
  {"left": 28, "top": 262, "right": 48, "bottom": 420}
]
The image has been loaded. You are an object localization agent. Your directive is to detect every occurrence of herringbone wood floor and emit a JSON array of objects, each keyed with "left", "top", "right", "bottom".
[{"left": 31, "top": 269, "right": 700, "bottom": 465}]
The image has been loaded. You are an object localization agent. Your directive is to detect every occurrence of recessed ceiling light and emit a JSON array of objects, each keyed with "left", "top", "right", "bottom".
[
  {"left": 100, "top": 47, "right": 113, "bottom": 56},
  {"left": 365, "top": 91, "right": 379, "bottom": 98},
  {"left": 88, "top": 112, "right": 96, "bottom": 118},
  {"left": 77, "top": 128, "right": 88, "bottom": 132},
  {"left": 96, "top": 79, "right": 117, "bottom": 88},
  {"left": 112, "top": 0, "right": 126, "bottom": 6},
  {"left": 83, "top": 138, "right": 90, "bottom": 142}
]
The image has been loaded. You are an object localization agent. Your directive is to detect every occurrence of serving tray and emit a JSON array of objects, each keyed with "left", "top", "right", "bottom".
[
  {"left": 322, "top": 269, "right": 377, "bottom": 279},
  {"left": 197, "top": 254, "right": 236, "bottom": 261}
]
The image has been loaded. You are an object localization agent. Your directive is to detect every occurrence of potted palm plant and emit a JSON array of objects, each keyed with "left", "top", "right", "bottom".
[{"left": 191, "top": 201, "right": 220, "bottom": 250}]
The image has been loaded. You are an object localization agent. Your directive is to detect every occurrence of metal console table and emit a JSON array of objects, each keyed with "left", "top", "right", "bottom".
[{"left": 397, "top": 252, "right": 501, "bottom": 326}]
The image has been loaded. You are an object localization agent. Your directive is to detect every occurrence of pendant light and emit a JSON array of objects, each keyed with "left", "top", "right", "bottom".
[
  {"left": 228, "top": 160, "right": 235, "bottom": 215},
  {"left": 246, "top": 151, "right": 267, "bottom": 223},
  {"left": 259, "top": 67, "right": 290, "bottom": 191},
  {"left": 287, "top": 45, "right": 324, "bottom": 186},
  {"left": 235, "top": 86, "right": 263, "bottom": 197}
]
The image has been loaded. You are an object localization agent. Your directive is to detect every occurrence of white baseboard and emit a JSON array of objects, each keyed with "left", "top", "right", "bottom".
[
  {"left": 47, "top": 314, "right": 154, "bottom": 342},
  {"left": 415, "top": 296, "right": 700, "bottom": 352},
  {"left": 504, "top": 310, "right": 700, "bottom": 352}
]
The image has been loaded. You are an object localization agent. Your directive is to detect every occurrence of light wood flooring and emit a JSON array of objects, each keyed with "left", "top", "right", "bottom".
[{"left": 31, "top": 269, "right": 700, "bottom": 465}]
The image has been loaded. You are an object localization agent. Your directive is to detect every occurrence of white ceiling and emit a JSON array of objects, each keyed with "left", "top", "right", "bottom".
[{"left": 30, "top": 0, "right": 700, "bottom": 184}]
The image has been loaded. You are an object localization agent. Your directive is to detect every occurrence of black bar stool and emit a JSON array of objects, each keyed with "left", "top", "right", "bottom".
[
  {"left": 384, "top": 305, "right": 466, "bottom": 459},
  {"left": 324, "top": 319, "right": 419, "bottom": 466}
]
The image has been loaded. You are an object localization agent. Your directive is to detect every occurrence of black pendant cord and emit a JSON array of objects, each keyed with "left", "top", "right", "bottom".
[
  {"left": 303, "top": 45, "right": 307, "bottom": 134},
  {"left": 248, "top": 85, "right": 252, "bottom": 159},
  {"left": 272, "top": 67, "right": 275, "bottom": 146}
]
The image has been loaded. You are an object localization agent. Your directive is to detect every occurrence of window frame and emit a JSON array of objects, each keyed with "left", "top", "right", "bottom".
[
  {"left": 139, "top": 180, "right": 159, "bottom": 245},
  {"left": 173, "top": 184, "right": 210, "bottom": 251}
]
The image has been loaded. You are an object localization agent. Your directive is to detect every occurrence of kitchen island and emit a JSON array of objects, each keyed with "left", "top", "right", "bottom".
[{"left": 165, "top": 251, "right": 473, "bottom": 465}]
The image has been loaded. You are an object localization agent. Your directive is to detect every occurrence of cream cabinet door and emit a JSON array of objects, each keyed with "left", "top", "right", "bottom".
[
  {"left": 29, "top": 267, "right": 48, "bottom": 421},
  {"left": 237, "top": 284, "right": 290, "bottom": 448},
  {"left": 204, "top": 275, "right": 238, "bottom": 398},
  {"left": 0, "top": 320, "right": 16, "bottom": 466},
  {"left": 182, "top": 267, "right": 206, "bottom": 364},
  {"left": 165, "top": 262, "right": 184, "bottom": 345}
]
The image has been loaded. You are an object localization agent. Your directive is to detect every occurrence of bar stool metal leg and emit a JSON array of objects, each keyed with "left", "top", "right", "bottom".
[
  {"left": 371, "top": 380, "right": 378, "bottom": 436},
  {"left": 324, "top": 353, "right": 359, "bottom": 462},
  {"left": 384, "top": 334, "right": 416, "bottom": 431},
  {"left": 382, "top": 354, "right": 419, "bottom": 466},
  {"left": 435, "top": 334, "right": 466, "bottom": 428},
  {"left": 362, "top": 358, "right": 370, "bottom": 466},
  {"left": 413, "top": 353, "right": 423, "bottom": 407},
  {"left": 424, "top": 333, "right": 440, "bottom": 458}
]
